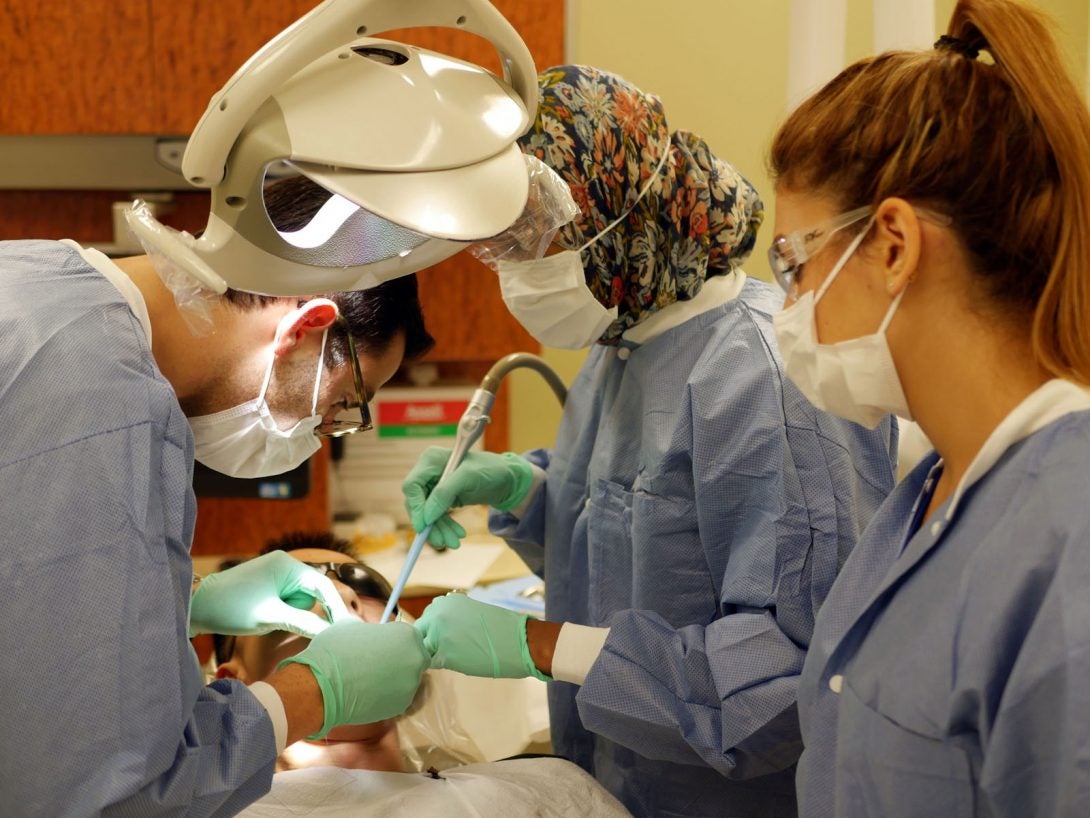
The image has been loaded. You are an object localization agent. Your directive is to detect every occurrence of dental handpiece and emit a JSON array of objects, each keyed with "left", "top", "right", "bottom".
[{"left": 380, "top": 388, "right": 496, "bottom": 623}]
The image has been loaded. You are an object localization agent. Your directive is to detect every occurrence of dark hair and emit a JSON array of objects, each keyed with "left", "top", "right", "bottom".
[
  {"left": 770, "top": 0, "right": 1090, "bottom": 383},
  {"left": 259, "top": 530, "right": 354, "bottom": 557},
  {"left": 211, "top": 530, "right": 390, "bottom": 665},
  {"left": 223, "top": 175, "right": 436, "bottom": 365}
]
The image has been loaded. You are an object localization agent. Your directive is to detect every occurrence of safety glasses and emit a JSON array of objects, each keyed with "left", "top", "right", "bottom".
[
  {"left": 303, "top": 560, "right": 393, "bottom": 605},
  {"left": 316, "top": 316, "right": 374, "bottom": 438},
  {"left": 767, "top": 206, "right": 872, "bottom": 296}
]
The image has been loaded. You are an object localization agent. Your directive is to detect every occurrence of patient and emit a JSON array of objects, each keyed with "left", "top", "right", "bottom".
[
  {"left": 212, "top": 531, "right": 405, "bottom": 772},
  {"left": 212, "top": 532, "right": 632, "bottom": 817}
]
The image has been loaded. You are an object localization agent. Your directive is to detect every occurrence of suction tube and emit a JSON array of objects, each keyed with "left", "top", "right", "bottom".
[{"left": 480, "top": 353, "right": 567, "bottom": 406}]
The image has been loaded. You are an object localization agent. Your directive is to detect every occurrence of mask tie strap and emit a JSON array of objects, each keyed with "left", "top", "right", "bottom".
[{"left": 578, "top": 137, "right": 673, "bottom": 253}]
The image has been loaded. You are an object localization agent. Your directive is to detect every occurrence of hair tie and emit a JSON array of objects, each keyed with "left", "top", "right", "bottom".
[{"left": 934, "top": 34, "right": 980, "bottom": 60}]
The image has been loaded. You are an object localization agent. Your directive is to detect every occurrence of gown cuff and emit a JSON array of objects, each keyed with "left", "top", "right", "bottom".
[
  {"left": 505, "top": 463, "right": 548, "bottom": 519},
  {"left": 552, "top": 623, "right": 610, "bottom": 685},
  {"left": 248, "top": 681, "right": 288, "bottom": 754}
]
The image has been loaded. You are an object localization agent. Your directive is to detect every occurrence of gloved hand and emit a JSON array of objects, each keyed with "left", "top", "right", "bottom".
[
  {"left": 189, "top": 550, "right": 351, "bottom": 638},
  {"left": 402, "top": 447, "right": 534, "bottom": 550},
  {"left": 414, "top": 593, "right": 550, "bottom": 681},
  {"left": 278, "top": 619, "right": 429, "bottom": 739}
]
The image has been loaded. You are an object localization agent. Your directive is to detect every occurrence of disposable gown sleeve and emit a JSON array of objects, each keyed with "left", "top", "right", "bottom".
[
  {"left": 488, "top": 448, "right": 553, "bottom": 577},
  {"left": 0, "top": 424, "right": 277, "bottom": 816},
  {"left": 577, "top": 356, "right": 885, "bottom": 778},
  {"left": 105, "top": 680, "right": 279, "bottom": 817},
  {"left": 0, "top": 256, "right": 279, "bottom": 816}
]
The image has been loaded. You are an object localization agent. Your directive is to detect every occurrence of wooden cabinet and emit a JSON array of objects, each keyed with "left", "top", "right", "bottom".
[
  {"left": 1, "top": 1, "right": 563, "bottom": 135},
  {"left": 0, "top": 1, "right": 157, "bottom": 134},
  {"left": 191, "top": 444, "right": 334, "bottom": 557},
  {"left": 1, "top": 0, "right": 562, "bottom": 554}
]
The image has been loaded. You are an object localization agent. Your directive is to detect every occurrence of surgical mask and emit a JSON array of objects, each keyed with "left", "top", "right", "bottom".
[
  {"left": 496, "top": 142, "right": 672, "bottom": 349},
  {"left": 772, "top": 222, "right": 912, "bottom": 428},
  {"left": 496, "top": 251, "right": 618, "bottom": 348},
  {"left": 189, "top": 307, "right": 330, "bottom": 478}
]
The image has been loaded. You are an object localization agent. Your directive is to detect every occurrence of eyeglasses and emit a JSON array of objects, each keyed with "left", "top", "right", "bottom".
[
  {"left": 767, "top": 206, "right": 872, "bottom": 296},
  {"left": 303, "top": 561, "right": 393, "bottom": 605},
  {"left": 316, "top": 316, "right": 374, "bottom": 438}
]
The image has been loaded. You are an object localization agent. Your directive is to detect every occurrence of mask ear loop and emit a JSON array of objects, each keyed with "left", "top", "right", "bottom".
[
  {"left": 578, "top": 138, "right": 674, "bottom": 253},
  {"left": 813, "top": 217, "right": 875, "bottom": 305},
  {"left": 256, "top": 299, "right": 338, "bottom": 411},
  {"left": 876, "top": 288, "right": 907, "bottom": 333},
  {"left": 310, "top": 327, "right": 329, "bottom": 416},
  {"left": 255, "top": 315, "right": 290, "bottom": 408}
]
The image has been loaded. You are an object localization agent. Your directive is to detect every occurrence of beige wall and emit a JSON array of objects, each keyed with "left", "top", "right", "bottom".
[{"left": 507, "top": 0, "right": 1090, "bottom": 454}]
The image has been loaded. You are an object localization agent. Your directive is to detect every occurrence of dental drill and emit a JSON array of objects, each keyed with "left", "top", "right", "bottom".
[{"left": 380, "top": 353, "right": 567, "bottom": 622}]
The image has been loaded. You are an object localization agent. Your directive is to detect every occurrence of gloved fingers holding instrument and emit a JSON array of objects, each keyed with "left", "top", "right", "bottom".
[
  {"left": 402, "top": 447, "right": 534, "bottom": 549},
  {"left": 189, "top": 550, "right": 352, "bottom": 638}
]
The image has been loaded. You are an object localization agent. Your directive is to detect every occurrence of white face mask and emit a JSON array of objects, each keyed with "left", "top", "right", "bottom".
[
  {"left": 189, "top": 305, "right": 331, "bottom": 478},
  {"left": 496, "top": 251, "right": 618, "bottom": 349},
  {"left": 772, "top": 222, "right": 911, "bottom": 429},
  {"left": 496, "top": 142, "right": 671, "bottom": 349}
]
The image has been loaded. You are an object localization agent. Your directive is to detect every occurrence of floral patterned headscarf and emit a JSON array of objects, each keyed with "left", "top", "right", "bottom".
[{"left": 519, "top": 65, "right": 764, "bottom": 344}]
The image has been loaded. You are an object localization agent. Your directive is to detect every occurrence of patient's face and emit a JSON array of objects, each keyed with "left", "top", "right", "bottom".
[
  {"left": 216, "top": 547, "right": 392, "bottom": 747},
  {"left": 224, "top": 547, "right": 387, "bottom": 682}
]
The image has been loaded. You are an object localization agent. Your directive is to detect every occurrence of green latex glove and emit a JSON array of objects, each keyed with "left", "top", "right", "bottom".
[
  {"left": 279, "top": 619, "right": 429, "bottom": 739},
  {"left": 414, "top": 593, "right": 550, "bottom": 681},
  {"left": 189, "top": 550, "right": 351, "bottom": 638},
  {"left": 402, "top": 448, "right": 534, "bottom": 550}
]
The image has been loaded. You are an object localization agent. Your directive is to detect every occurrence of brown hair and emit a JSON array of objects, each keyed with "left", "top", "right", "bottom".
[{"left": 770, "top": 0, "right": 1090, "bottom": 383}]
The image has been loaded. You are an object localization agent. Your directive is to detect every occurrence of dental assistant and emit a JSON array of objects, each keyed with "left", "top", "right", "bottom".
[
  {"left": 766, "top": 1, "right": 1090, "bottom": 815},
  {"left": 404, "top": 65, "right": 899, "bottom": 818},
  {"left": 0, "top": 177, "right": 432, "bottom": 815}
]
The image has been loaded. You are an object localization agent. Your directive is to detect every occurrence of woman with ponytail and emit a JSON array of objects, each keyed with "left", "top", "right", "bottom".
[{"left": 768, "top": 1, "right": 1090, "bottom": 815}]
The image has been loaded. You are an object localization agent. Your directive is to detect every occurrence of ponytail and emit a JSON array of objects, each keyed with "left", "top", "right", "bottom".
[{"left": 771, "top": 0, "right": 1090, "bottom": 383}]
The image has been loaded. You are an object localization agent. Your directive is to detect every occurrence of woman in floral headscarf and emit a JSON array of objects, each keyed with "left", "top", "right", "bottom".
[{"left": 405, "top": 66, "right": 898, "bottom": 818}]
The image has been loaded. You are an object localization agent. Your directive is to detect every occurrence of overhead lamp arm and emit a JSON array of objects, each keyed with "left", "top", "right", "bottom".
[{"left": 182, "top": 0, "right": 537, "bottom": 188}]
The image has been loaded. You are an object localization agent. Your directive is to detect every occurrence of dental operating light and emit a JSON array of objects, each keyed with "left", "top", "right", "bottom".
[{"left": 127, "top": 0, "right": 538, "bottom": 296}]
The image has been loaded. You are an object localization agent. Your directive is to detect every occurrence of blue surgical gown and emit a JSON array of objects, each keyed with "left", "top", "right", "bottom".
[
  {"left": 490, "top": 277, "right": 898, "bottom": 818},
  {"left": 796, "top": 411, "right": 1090, "bottom": 817},
  {"left": 0, "top": 241, "right": 276, "bottom": 816}
]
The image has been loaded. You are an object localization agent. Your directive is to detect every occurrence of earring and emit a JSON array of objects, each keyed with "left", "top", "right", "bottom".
[{"left": 886, "top": 279, "right": 898, "bottom": 294}]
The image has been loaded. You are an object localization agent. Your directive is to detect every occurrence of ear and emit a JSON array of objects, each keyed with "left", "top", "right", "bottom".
[
  {"left": 274, "top": 297, "right": 340, "bottom": 357},
  {"left": 872, "top": 198, "right": 922, "bottom": 297},
  {"left": 215, "top": 659, "right": 251, "bottom": 684}
]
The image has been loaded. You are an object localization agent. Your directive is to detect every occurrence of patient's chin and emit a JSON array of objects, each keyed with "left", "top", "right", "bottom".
[
  {"left": 277, "top": 719, "right": 402, "bottom": 773},
  {"left": 323, "top": 720, "right": 392, "bottom": 742}
]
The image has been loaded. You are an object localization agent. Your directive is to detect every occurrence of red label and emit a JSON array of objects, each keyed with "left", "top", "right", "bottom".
[{"left": 378, "top": 400, "right": 468, "bottom": 426}]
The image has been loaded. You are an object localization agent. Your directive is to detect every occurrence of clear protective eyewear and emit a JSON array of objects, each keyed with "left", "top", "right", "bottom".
[
  {"left": 315, "top": 316, "right": 374, "bottom": 438},
  {"left": 767, "top": 206, "right": 873, "bottom": 296}
]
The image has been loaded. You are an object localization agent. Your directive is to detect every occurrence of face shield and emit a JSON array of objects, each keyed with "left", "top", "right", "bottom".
[{"left": 127, "top": 0, "right": 540, "bottom": 302}]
